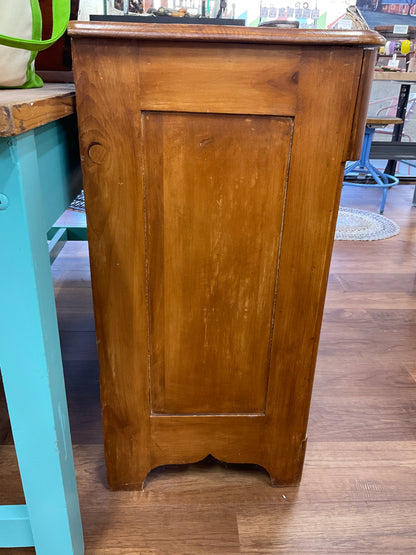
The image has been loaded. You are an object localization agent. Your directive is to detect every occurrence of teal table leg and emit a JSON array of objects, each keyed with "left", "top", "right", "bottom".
[{"left": 0, "top": 131, "right": 84, "bottom": 553}]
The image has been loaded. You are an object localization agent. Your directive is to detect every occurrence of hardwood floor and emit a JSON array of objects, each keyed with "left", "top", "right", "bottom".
[{"left": 1, "top": 183, "right": 416, "bottom": 553}]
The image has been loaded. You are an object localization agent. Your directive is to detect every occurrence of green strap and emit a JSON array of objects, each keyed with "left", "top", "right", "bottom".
[{"left": 0, "top": 0, "right": 71, "bottom": 52}]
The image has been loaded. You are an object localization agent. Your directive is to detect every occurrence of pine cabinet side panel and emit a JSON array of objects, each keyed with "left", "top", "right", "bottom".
[
  {"left": 264, "top": 47, "right": 364, "bottom": 484},
  {"left": 137, "top": 42, "right": 300, "bottom": 116},
  {"left": 143, "top": 112, "right": 293, "bottom": 415},
  {"left": 71, "top": 38, "right": 151, "bottom": 489}
]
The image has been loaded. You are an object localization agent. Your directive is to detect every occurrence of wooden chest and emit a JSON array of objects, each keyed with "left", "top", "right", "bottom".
[{"left": 68, "top": 22, "right": 383, "bottom": 489}]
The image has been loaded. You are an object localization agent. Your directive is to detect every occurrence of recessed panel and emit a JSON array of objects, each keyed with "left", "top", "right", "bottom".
[{"left": 143, "top": 112, "right": 292, "bottom": 414}]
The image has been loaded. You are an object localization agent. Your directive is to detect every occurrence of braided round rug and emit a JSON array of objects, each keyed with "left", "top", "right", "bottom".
[
  {"left": 69, "top": 190, "right": 85, "bottom": 212},
  {"left": 71, "top": 194, "right": 400, "bottom": 242},
  {"left": 335, "top": 206, "right": 400, "bottom": 241}
]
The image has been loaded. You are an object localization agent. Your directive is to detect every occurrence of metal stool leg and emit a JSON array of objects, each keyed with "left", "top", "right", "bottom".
[
  {"left": 380, "top": 186, "right": 389, "bottom": 214},
  {"left": 343, "top": 125, "right": 399, "bottom": 213}
]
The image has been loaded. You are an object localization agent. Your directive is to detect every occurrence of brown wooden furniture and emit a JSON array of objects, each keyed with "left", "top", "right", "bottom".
[
  {"left": 68, "top": 22, "right": 383, "bottom": 490},
  {"left": 366, "top": 117, "right": 403, "bottom": 126},
  {"left": 0, "top": 83, "right": 76, "bottom": 137}
]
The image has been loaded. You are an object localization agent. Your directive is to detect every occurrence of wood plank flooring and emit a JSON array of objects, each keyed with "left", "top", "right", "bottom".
[{"left": 1, "top": 183, "right": 416, "bottom": 553}]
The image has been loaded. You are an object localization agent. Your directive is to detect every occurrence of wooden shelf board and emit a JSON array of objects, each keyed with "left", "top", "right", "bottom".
[{"left": 0, "top": 83, "right": 76, "bottom": 137}]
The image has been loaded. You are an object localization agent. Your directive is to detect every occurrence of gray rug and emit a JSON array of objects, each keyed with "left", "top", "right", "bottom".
[{"left": 335, "top": 207, "right": 400, "bottom": 241}]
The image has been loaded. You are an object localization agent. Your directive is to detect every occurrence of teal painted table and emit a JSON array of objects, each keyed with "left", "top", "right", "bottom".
[{"left": 0, "top": 84, "right": 84, "bottom": 553}]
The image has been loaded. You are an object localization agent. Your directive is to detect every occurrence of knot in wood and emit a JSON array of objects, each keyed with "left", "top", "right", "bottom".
[{"left": 88, "top": 142, "right": 107, "bottom": 164}]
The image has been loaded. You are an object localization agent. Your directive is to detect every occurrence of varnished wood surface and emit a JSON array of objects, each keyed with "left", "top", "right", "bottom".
[
  {"left": 144, "top": 112, "right": 292, "bottom": 415},
  {"left": 346, "top": 48, "right": 378, "bottom": 160},
  {"left": 1, "top": 184, "right": 416, "bottom": 553},
  {"left": 72, "top": 37, "right": 152, "bottom": 490},
  {"left": 367, "top": 116, "right": 403, "bottom": 125},
  {"left": 137, "top": 42, "right": 300, "bottom": 116},
  {"left": 0, "top": 83, "right": 76, "bottom": 137},
  {"left": 374, "top": 71, "right": 416, "bottom": 82},
  {"left": 71, "top": 26, "right": 379, "bottom": 490},
  {"left": 68, "top": 21, "right": 384, "bottom": 46}
]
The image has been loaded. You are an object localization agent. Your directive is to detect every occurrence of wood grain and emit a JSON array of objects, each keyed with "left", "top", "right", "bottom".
[
  {"left": 237, "top": 502, "right": 416, "bottom": 554},
  {"left": 346, "top": 48, "right": 378, "bottom": 160},
  {"left": 71, "top": 39, "right": 152, "bottom": 490},
  {"left": 0, "top": 84, "right": 75, "bottom": 137},
  {"left": 2, "top": 182, "right": 416, "bottom": 553},
  {"left": 373, "top": 71, "right": 416, "bottom": 81},
  {"left": 144, "top": 112, "right": 292, "bottom": 414},
  {"left": 70, "top": 25, "right": 381, "bottom": 490},
  {"left": 68, "top": 21, "right": 384, "bottom": 47},
  {"left": 262, "top": 46, "right": 364, "bottom": 485},
  {"left": 367, "top": 116, "right": 403, "bottom": 126},
  {"left": 138, "top": 43, "right": 300, "bottom": 116}
]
